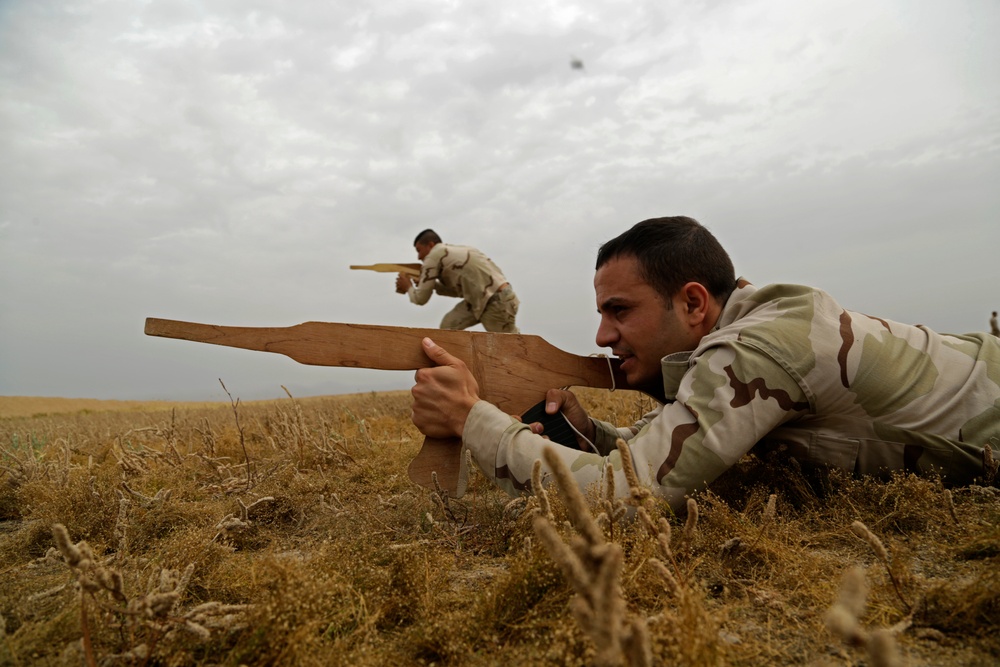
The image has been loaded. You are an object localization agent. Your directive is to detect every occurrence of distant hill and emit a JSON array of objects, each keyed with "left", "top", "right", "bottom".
[
  {"left": 0, "top": 396, "right": 225, "bottom": 419},
  {"left": 0, "top": 391, "right": 412, "bottom": 419}
]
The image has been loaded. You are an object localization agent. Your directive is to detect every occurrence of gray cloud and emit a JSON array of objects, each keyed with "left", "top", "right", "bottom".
[{"left": 1, "top": 0, "right": 997, "bottom": 401}]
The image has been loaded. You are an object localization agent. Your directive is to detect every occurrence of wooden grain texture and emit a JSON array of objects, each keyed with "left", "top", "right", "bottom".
[{"left": 144, "top": 318, "right": 627, "bottom": 496}]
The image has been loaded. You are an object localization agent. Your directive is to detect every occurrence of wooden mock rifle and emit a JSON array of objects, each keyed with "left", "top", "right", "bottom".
[
  {"left": 143, "top": 319, "right": 628, "bottom": 497},
  {"left": 350, "top": 263, "right": 422, "bottom": 278}
]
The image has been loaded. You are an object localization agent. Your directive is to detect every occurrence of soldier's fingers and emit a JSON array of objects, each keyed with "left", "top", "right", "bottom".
[
  {"left": 421, "top": 337, "right": 465, "bottom": 369},
  {"left": 544, "top": 388, "right": 576, "bottom": 414}
]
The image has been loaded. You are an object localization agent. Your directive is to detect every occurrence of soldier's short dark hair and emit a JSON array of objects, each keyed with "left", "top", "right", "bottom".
[
  {"left": 596, "top": 216, "right": 736, "bottom": 304},
  {"left": 414, "top": 229, "right": 442, "bottom": 246}
]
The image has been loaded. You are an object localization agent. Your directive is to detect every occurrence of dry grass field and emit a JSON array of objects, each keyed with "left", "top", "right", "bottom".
[{"left": 0, "top": 389, "right": 997, "bottom": 666}]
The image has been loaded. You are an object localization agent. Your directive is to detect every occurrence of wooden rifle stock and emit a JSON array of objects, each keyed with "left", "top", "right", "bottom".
[{"left": 144, "top": 318, "right": 627, "bottom": 497}]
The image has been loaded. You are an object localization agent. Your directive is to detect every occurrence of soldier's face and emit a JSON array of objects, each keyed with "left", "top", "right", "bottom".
[
  {"left": 415, "top": 241, "right": 434, "bottom": 260},
  {"left": 594, "top": 256, "right": 699, "bottom": 393}
]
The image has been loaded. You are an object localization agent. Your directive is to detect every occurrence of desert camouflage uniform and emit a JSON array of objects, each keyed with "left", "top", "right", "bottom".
[
  {"left": 462, "top": 280, "right": 1000, "bottom": 513},
  {"left": 408, "top": 243, "right": 519, "bottom": 333}
]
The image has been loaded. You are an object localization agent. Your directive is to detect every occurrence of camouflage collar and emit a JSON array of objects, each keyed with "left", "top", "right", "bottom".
[
  {"left": 713, "top": 277, "right": 757, "bottom": 332},
  {"left": 658, "top": 277, "right": 757, "bottom": 399},
  {"left": 660, "top": 353, "right": 690, "bottom": 400}
]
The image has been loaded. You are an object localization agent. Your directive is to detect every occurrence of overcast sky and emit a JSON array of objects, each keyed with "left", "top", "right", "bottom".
[{"left": 1, "top": 0, "right": 998, "bottom": 402}]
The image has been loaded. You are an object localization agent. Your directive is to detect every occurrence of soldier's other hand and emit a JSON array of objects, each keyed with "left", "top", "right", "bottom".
[
  {"left": 528, "top": 388, "right": 595, "bottom": 450},
  {"left": 410, "top": 338, "right": 481, "bottom": 438}
]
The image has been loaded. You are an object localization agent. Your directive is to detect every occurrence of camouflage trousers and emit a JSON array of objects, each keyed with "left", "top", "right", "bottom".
[
  {"left": 753, "top": 419, "right": 995, "bottom": 487},
  {"left": 440, "top": 285, "right": 520, "bottom": 333}
]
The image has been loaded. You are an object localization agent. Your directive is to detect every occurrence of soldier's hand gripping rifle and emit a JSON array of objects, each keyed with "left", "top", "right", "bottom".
[{"left": 144, "top": 318, "right": 627, "bottom": 497}]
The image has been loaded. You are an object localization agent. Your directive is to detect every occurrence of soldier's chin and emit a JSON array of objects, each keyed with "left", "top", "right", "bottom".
[
  {"left": 621, "top": 357, "right": 646, "bottom": 379},
  {"left": 621, "top": 362, "right": 647, "bottom": 387}
]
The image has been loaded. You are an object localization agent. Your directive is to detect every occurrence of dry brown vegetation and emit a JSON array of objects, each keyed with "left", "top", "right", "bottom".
[{"left": 0, "top": 389, "right": 997, "bottom": 666}]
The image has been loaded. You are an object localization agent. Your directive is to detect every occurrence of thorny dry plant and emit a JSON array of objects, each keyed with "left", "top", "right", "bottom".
[
  {"left": 531, "top": 445, "right": 651, "bottom": 667},
  {"left": 825, "top": 565, "right": 906, "bottom": 667},
  {"left": 0, "top": 389, "right": 997, "bottom": 666},
  {"left": 49, "top": 523, "right": 248, "bottom": 667},
  {"left": 849, "top": 520, "right": 913, "bottom": 614},
  {"left": 219, "top": 379, "right": 253, "bottom": 490},
  {"left": 529, "top": 436, "right": 723, "bottom": 667}
]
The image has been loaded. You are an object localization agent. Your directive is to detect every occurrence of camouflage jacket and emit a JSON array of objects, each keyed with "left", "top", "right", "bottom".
[
  {"left": 408, "top": 243, "right": 510, "bottom": 319},
  {"left": 462, "top": 281, "right": 1000, "bottom": 512}
]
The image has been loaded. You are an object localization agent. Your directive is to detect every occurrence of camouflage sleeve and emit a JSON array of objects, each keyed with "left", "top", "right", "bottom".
[
  {"left": 433, "top": 283, "right": 461, "bottom": 298},
  {"left": 591, "top": 407, "right": 661, "bottom": 455},
  {"left": 462, "top": 342, "right": 810, "bottom": 513},
  {"left": 408, "top": 245, "right": 445, "bottom": 306},
  {"left": 622, "top": 343, "right": 810, "bottom": 507},
  {"left": 462, "top": 401, "right": 608, "bottom": 497}
]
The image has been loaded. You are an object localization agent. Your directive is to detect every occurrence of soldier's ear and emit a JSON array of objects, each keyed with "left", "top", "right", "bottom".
[{"left": 678, "top": 282, "right": 712, "bottom": 326}]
